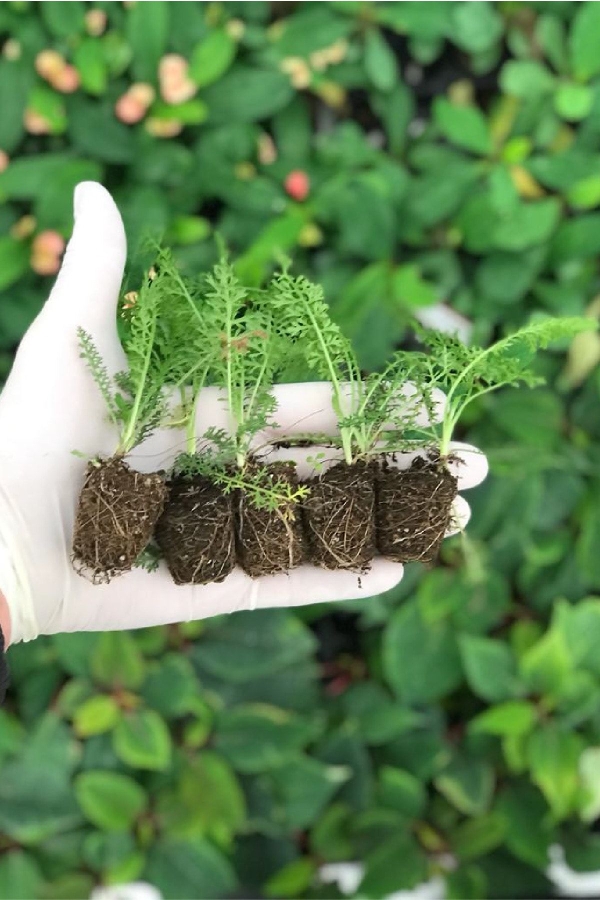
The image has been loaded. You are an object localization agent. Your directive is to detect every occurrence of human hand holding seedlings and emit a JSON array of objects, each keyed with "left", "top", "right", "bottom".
[{"left": 0, "top": 182, "right": 487, "bottom": 648}]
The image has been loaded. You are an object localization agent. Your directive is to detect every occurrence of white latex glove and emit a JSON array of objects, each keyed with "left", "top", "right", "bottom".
[{"left": 0, "top": 182, "right": 488, "bottom": 646}]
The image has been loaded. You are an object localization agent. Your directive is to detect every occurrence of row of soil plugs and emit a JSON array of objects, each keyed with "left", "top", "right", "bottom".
[
  {"left": 74, "top": 454, "right": 457, "bottom": 584},
  {"left": 70, "top": 244, "right": 593, "bottom": 584}
]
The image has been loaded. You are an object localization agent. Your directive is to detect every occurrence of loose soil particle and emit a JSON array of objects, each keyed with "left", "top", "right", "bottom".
[
  {"left": 72, "top": 457, "right": 167, "bottom": 583},
  {"left": 376, "top": 456, "right": 458, "bottom": 564},
  {"left": 302, "top": 459, "right": 376, "bottom": 571},
  {"left": 155, "top": 474, "right": 235, "bottom": 585},
  {"left": 235, "top": 461, "right": 306, "bottom": 577}
]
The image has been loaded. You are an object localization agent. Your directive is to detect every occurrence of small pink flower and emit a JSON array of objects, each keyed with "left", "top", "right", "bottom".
[
  {"left": 24, "top": 109, "right": 51, "bottom": 134},
  {"left": 158, "top": 53, "right": 196, "bottom": 104},
  {"left": 115, "top": 84, "right": 155, "bottom": 124},
  {"left": 85, "top": 9, "right": 107, "bottom": 36},
  {"left": 35, "top": 49, "right": 64, "bottom": 81},
  {"left": 52, "top": 64, "right": 80, "bottom": 93},
  {"left": 31, "top": 230, "right": 66, "bottom": 276},
  {"left": 3, "top": 39, "right": 21, "bottom": 61},
  {"left": 129, "top": 83, "right": 155, "bottom": 107},
  {"left": 0, "top": 150, "right": 9, "bottom": 173},
  {"left": 284, "top": 170, "right": 310, "bottom": 201},
  {"left": 115, "top": 93, "right": 146, "bottom": 124}
]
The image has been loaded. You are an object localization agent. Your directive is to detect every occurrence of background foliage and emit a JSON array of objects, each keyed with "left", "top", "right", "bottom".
[{"left": 2, "top": 2, "right": 600, "bottom": 898}]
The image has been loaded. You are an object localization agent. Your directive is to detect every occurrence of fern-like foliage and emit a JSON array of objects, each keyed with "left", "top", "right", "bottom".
[
  {"left": 78, "top": 257, "right": 172, "bottom": 455},
  {"left": 265, "top": 271, "right": 428, "bottom": 463},
  {"left": 77, "top": 327, "right": 119, "bottom": 427},
  {"left": 413, "top": 316, "right": 596, "bottom": 457},
  {"left": 201, "top": 257, "right": 285, "bottom": 468},
  {"left": 266, "top": 272, "right": 370, "bottom": 463},
  {"left": 135, "top": 543, "right": 162, "bottom": 573},
  {"left": 173, "top": 449, "right": 308, "bottom": 511}
]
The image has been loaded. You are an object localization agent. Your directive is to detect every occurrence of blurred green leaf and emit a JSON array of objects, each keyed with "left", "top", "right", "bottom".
[
  {"left": 0, "top": 60, "right": 31, "bottom": 153},
  {"left": 500, "top": 60, "right": 555, "bottom": 99},
  {"left": 359, "top": 833, "right": 427, "bottom": 897},
  {"left": 91, "top": 632, "right": 145, "bottom": 690},
  {"left": 520, "top": 627, "right": 572, "bottom": 698},
  {"left": 554, "top": 82, "right": 593, "bottom": 122},
  {"left": 68, "top": 97, "right": 136, "bottom": 163},
  {"left": 436, "top": 756, "right": 495, "bottom": 816},
  {"left": 264, "top": 858, "right": 316, "bottom": 899},
  {"left": 28, "top": 84, "right": 66, "bottom": 135},
  {"left": 0, "top": 714, "right": 81, "bottom": 843},
  {"left": 570, "top": 1, "right": 600, "bottom": 81},
  {"left": 496, "top": 782, "right": 553, "bottom": 868},
  {"left": 449, "top": 1, "right": 503, "bottom": 54},
  {"left": 126, "top": 0, "right": 169, "bottom": 82},
  {"left": 144, "top": 838, "right": 237, "bottom": 900},
  {"left": 471, "top": 701, "right": 537, "bottom": 737},
  {"left": 162, "top": 752, "right": 246, "bottom": 839},
  {"left": 193, "top": 610, "right": 316, "bottom": 683},
  {"left": 73, "top": 37, "right": 108, "bottom": 96},
  {"left": 0, "top": 852, "right": 43, "bottom": 900},
  {"left": 434, "top": 97, "right": 491, "bottom": 155},
  {"left": 75, "top": 770, "right": 147, "bottom": 831},
  {"left": 460, "top": 634, "right": 519, "bottom": 702},
  {"left": 0, "top": 237, "right": 29, "bottom": 292},
  {"left": 113, "top": 709, "right": 172, "bottom": 771},
  {"left": 73, "top": 695, "right": 121, "bottom": 738},
  {"left": 203, "top": 67, "right": 294, "bottom": 123},
  {"left": 215, "top": 704, "right": 318, "bottom": 773},
  {"left": 383, "top": 600, "right": 463, "bottom": 704},
  {"left": 40, "top": 1, "right": 85, "bottom": 37},
  {"left": 378, "top": 766, "right": 426, "bottom": 817},
  {"left": 270, "top": 756, "right": 349, "bottom": 829},
  {"left": 452, "top": 813, "right": 506, "bottom": 861},
  {"left": 527, "top": 725, "right": 584, "bottom": 820},
  {"left": 393, "top": 263, "right": 437, "bottom": 308},
  {"left": 189, "top": 28, "right": 236, "bottom": 88},
  {"left": 364, "top": 28, "right": 397, "bottom": 92}
]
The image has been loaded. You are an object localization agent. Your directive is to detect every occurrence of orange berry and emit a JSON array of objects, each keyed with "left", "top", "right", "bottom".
[{"left": 0, "top": 150, "right": 8, "bottom": 173}]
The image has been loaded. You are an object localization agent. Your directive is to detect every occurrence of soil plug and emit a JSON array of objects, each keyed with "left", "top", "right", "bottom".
[
  {"left": 72, "top": 268, "right": 170, "bottom": 582},
  {"left": 136, "top": 247, "right": 237, "bottom": 584},
  {"left": 155, "top": 252, "right": 307, "bottom": 579},
  {"left": 268, "top": 270, "right": 427, "bottom": 570},
  {"left": 376, "top": 317, "right": 596, "bottom": 563}
]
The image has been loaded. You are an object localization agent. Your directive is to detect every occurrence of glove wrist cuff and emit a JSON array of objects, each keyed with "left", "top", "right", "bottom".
[{"left": 0, "top": 484, "right": 38, "bottom": 644}]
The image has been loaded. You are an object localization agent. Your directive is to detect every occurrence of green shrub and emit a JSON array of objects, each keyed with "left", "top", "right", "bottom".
[{"left": 3, "top": 2, "right": 600, "bottom": 897}]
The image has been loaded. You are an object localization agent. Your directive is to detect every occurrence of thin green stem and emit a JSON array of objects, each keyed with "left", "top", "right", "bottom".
[{"left": 118, "top": 315, "right": 157, "bottom": 455}]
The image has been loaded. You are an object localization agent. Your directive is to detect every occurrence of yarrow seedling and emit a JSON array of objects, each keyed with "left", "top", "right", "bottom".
[
  {"left": 373, "top": 316, "right": 597, "bottom": 563},
  {"left": 71, "top": 241, "right": 596, "bottom": 583},
  {"left": 72, "top": 266, "right": 171, "bottom": 581},
  {"left": 145, "top": 248, "right": 309, "bottom": 580}
]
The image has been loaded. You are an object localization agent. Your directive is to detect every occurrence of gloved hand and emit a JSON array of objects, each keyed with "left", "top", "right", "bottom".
[{"left": 0, "top": 182, "right": 488, "bottom": 646}]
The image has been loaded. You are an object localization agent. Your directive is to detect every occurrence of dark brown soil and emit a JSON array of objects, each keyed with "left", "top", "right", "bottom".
[
  {"left": 72, "top": 457, "right": 167, "bottom": 583},
  {"left": 155, "top": 474, "right": 235, "bottom": 585},
  {"left": 302, "top": 460, "right": 376, "bottom": 571},
  {"left": 376, "top": 456, "right": 458, "bottom": 564},
  {"left": 235, "top": 462, "right": 306, "bottom": 577}
]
